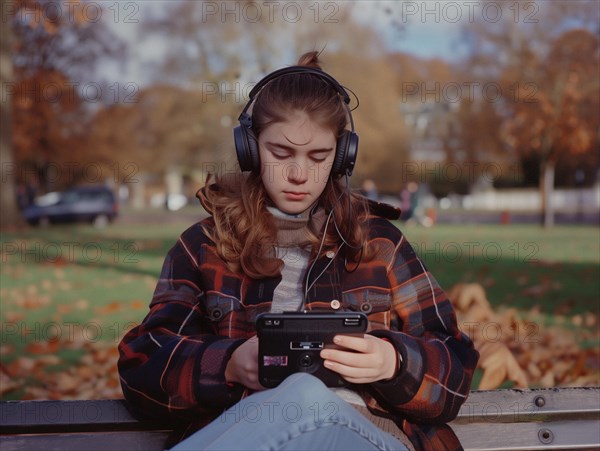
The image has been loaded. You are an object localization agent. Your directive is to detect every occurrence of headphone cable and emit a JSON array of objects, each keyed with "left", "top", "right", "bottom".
[
  {"left": 302, "top": 188, "right": 343, "bottom": 308},
  {"left": 302, "top": 176, "right": 365, "bottom": 307}
]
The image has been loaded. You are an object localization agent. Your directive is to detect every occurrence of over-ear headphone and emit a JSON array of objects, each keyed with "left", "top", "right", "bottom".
[{"left": 233, "top": 66, "right": 359, "bottom": 177}]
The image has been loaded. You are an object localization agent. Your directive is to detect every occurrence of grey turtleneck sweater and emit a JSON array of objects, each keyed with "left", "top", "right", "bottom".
[{"left": 267, "top": 205, "right": 316, "bottom": 313}]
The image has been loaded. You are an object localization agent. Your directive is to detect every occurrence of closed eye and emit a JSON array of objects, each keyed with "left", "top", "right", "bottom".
[
  {"left": 309, "top": 151, "right": 332, "bottom": 162},
  {"left": 270, "top": 151, "right": 291, "bottom": 160},
  {"left": 264, "top": 141, "right": 334, "bottom": 162}
]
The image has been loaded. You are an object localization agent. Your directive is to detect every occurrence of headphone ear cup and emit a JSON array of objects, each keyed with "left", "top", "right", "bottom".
[
  {"left": 246, "top": 128, "right": 260, "bottom": 172},
  {"left": 332, "top": 131, "right": 359, "bottom": 177},
  {"left": 234, "top": 125, "right": 260, "bottom": 172},
  {"left": 345, "top": 132, "right": 358, "bottom": 176}
]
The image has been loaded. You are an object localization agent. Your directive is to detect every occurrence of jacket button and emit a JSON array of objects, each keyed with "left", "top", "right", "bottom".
[
  {"left": 330, "top": 299, "right": 340, "bottom": 310},
  {"left": 211, "top": 308, "right": 223, "bottom": 320},
  {"left": 326, "top": 251, "right": 335, "bottom": 259},
  {"left": 360, "top": 302, "right": 372, "bottom": 313}
]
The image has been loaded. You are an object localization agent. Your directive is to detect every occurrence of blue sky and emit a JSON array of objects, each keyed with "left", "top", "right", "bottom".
[
  {"left": 350, "top": 0, "right": 467, "bottom": 59},
  {"left": 387, "top": 20, "right": 466, "bottom": 59},
  {"left": 102, "top": 0, "right": 595, "bottom": 86},
  {"left": 103, "top": 1, "right": 468, "bottom": 87}
]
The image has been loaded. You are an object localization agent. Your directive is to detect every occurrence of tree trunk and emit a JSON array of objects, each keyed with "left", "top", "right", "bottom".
[
  {"left": 540, "top": 158, "right": 556, "bottom": 228},
  {"left": 0, "top": 2, "right": 22, "bottom": 230}
]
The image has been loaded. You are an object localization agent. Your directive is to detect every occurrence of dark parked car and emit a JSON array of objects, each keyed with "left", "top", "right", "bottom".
[{"left": 23, "top": 185, "right": 118, "bottom": 227}]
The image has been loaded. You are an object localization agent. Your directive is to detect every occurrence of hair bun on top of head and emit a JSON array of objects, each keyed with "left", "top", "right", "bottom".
[{"left": 296, "top": 51, "right": 323, "bottom": 69}]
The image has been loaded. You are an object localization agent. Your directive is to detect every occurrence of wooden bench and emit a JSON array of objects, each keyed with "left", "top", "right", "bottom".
[{"left": 1, "top": 387, "right": 599, "bottom": 450}]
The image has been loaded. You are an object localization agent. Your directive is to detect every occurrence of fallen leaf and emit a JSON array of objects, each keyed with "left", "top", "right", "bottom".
[
  {"left": 56, "top": 304, "right": 74, "bottom": 314},
  {"left": 95, "top": 301, "right": 122, "bottom": 315},
  {"left": 450, "top": 283, "right": 598, "bottom": 391},
  {"left": 131, "top": 300, "right": 145, "bottom": 309},
  {"left": 55, "top": 374, "right": 79, "bottom": 392},
  {"left": 522, "top": 284, "right": 549, "bottom": 297},
  {"left": 584, "top": 313, "right": 597, "bottom": 327},
  {"left": 75, "top": 299, "right": 89, "bottom": 310},
  {"left": 17, "top": 296, "right": 51, "bottom": 309},
  {"left": 540, "top": 372, "right": 555, "bottom": 388},
  {"left": 3, "top": 311, "right": 24, "bottom": 322}
]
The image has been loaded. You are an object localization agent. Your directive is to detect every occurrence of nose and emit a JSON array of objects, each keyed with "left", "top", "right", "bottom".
[{"left": 285, "top": 159, "right": 309, "bottom": 184}]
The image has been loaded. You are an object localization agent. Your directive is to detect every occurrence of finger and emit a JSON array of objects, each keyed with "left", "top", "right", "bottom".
[
  {"left": 333, "top": 334, "right": 374, "bottom": 353},
  {"left": 323, "top": 359, "right": 378, "bottom": 380},
  {"left": 321, "top": 348, "right": 371, "bottom": 368},
  {"left": 243, "top": 370, "right": 265, "bottom": 391},
  {"left": 323, "top": 353, "right": 380, "bottom": 375}
]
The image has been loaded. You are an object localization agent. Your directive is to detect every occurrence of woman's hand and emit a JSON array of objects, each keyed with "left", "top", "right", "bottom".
[
  {"left": 225, "top": 336, "right": 265, "bottom": 391},
  {"left": 320, "top": 334, "right": 398, "bottom": 384}
]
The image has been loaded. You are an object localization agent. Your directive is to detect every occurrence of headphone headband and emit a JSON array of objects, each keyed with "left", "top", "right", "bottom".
[{"left": 247, "top": 66, "right": 351, "bottom": 104}]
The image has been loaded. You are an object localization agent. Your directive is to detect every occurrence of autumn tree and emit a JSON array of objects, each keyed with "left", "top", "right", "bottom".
[
  {"left": 9, "top": 0, "right": 125, "bottom": 195},
  {"left": 116, "top": 0, "right": 293, "bottom": 188},
  {"left": 1, "top": 0, "right": 19, "bottom": 229},
  {"left": 88, "top": 83, "right": 240, "bottom": 179},
  {"left": 461, "top": 0, "right": 600, "bottom": 227},
  {"left": 503, "top": 29, "right": 599, "bottom": 226}
]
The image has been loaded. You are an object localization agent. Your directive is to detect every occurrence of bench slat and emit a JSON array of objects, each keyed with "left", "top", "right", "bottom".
[
  {"left": 0, "top": 399, "right": 165, "bottom": 433},
  {"left": 0, "top": 431, "right": 170, "bottom": 451},
  {"left": 452, "top": 419, "right": 600, "bottom": 450},
  {"left": 1, "top": 388, "right": 599, "bottom": 450},
  {"left": 455, "top": 387, "right": 600, "bottom": 423}
]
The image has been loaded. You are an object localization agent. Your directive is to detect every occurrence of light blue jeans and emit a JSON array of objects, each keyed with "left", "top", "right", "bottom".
[{"left": 171, "top": 373, "right": 409, "bottom": 451}]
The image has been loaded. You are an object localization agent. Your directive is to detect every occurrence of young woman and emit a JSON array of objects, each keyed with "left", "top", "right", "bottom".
[{"left": 118, "top": 52, "right": 479, "bottom": 451}]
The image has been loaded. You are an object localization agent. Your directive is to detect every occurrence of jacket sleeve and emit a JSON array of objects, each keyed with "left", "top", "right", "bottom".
[
  {"left": 367, "top": 231, "right": 479, "bottom": 425},
  {"left": 117, "top": 223, "right": 246, "bottom": 420}
]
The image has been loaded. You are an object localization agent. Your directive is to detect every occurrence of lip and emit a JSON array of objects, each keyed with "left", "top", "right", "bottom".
[{"left": 283, "top": 191, "right": 308, "bottom": 201}]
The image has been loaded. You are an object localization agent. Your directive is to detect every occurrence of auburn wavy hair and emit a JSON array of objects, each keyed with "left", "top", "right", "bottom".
[{"left": 202, "top": 51, "right": 371, "bottom": 279}]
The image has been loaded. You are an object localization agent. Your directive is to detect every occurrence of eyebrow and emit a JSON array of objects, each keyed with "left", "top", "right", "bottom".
[{"left": 264, "top": 141, "right": 334, "bottom": 154}]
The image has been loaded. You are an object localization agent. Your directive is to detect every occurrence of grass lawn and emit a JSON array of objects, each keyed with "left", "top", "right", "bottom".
[
  {"left": 1, "top": 221, "right": 182, "bottom": 342},
  {"left": 1, "top": 218, "right": 598, "bottom": 397},
  {"left": 399, "top": 223, "right": 599, "bottom": 334}
]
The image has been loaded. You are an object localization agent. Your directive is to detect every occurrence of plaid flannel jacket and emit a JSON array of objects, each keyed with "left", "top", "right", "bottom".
[{"left": 118, "top": 200, "right": 479, "bottom": 450}]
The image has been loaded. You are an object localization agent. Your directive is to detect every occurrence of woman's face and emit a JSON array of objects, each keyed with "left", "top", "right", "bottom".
[{"left": 258, "top": 111, "right": 337, "bottom": 215}]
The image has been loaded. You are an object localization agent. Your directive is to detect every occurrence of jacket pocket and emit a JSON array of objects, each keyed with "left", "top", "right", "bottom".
[
  {"left": 342, "top": 288, "right": 391, "bottom": 315},
  {"left": 204, "top": 293, "right": 243, "bottom": 322}
]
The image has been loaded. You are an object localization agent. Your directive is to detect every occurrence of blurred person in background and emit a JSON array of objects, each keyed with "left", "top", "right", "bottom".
[{"left": 361, "top": 178, "right": 379, "bottom": 201}]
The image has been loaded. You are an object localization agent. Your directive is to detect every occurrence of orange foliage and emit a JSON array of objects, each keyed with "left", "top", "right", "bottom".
[{"left": 450, "top": 283, "right": 599, "bottom": 390}]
